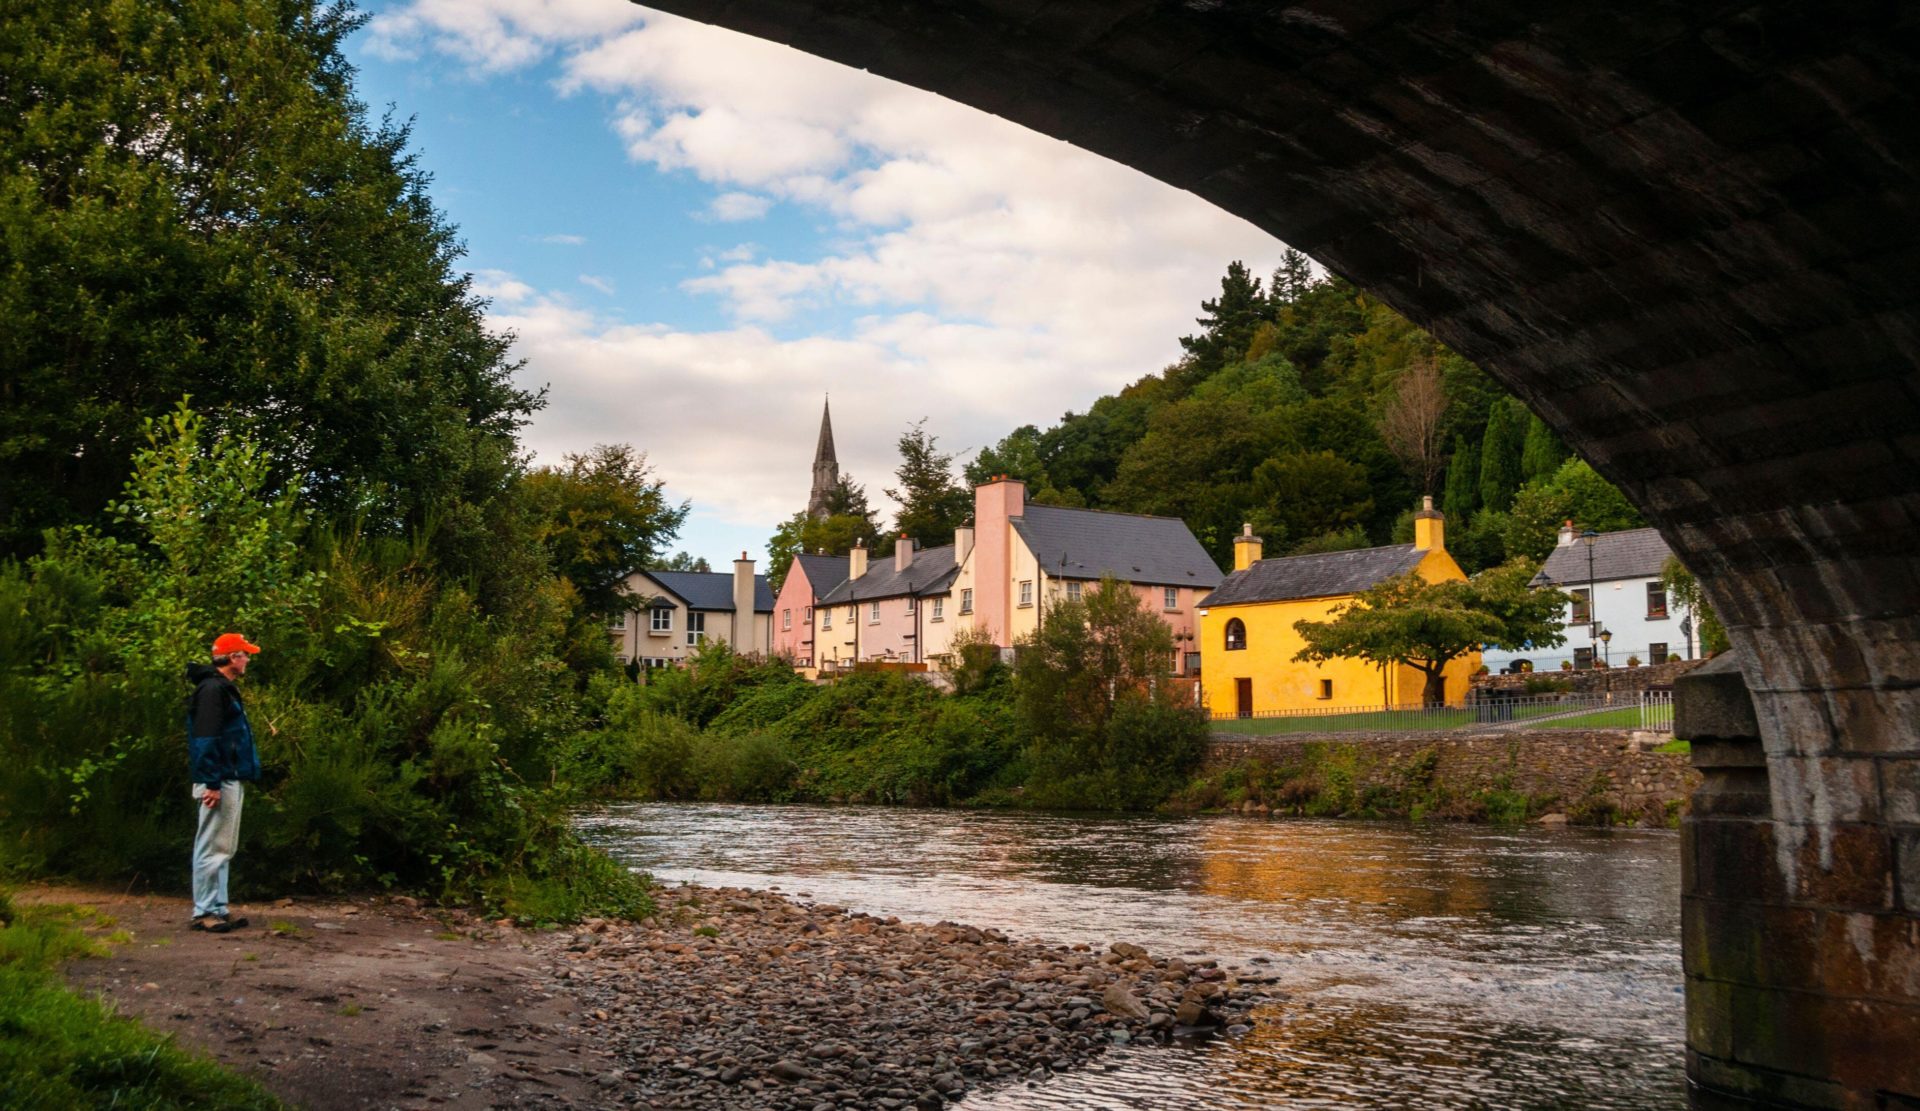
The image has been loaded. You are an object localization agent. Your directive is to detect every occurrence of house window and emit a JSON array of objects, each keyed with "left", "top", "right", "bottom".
[
  {"left": 1184, "top": 651, "right": 1201, "bottom": 677},
  {"left": 1164, "top": 587, "right": 1178, "bottom": 611},
  {"left": 1224, "top": 618, "right": 1247, "bottom": 651},
  {"left": 906, "top": 596, "right": 916, "bottom": 614},
  {"left": 651, "top": 608, "right": 672, "bottom": 634},
  {"left": 1018, "top": 580, "right": 1033, "bottom": 607},
  {"left": 960, "top": 588, "right": 974, "bottom": 614},
  {"left": 686, "top": 611, "right": 706, "bottom": 647},
  {"left": 822, "top": 608, "right": 832, "bottom": 630},
  {"left": 869, "top": 601, "right": 881, "bottom": 624},
  {"left": 803, "top": 606, "right": 812, "bottom": 625},
  {"left": 1574, "top": 646, "right": 1595, "bottom": 670},
  {"left": 847, "top": 606, "right": 857, "bottom": 625},
  {"left": 1318, "top": 679, "right": 1334, "bottom": 701},
  {"left": 1066, "top": 581, "right": 1082, "bottom": 603},
  {"left": 1649, "top": 641, "right": 1669, "bottom": 665},
  {"left": 1646, "top": 581, "right": 1669, "bottom": 619},
  {"left": 782, "top": 608, "right": 791, "bottom": 630},
  {"left": 1570, "top": 588, "right": 1592, "bottom": 625},
  {"left": 932, "top": 597, "right": 944, "bottom": 621},
  {"left": 609, "top": 611, "right": 626, "bottom": 630}
]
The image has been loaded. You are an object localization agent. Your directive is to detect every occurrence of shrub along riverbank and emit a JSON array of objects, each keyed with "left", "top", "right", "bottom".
[{"left": 555, "top": 579, "right": 1213, "bottom": 814}]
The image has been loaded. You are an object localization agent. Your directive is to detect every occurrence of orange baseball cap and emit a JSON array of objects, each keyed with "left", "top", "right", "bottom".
[{"left": 212, "top": 633, "right": 262, "bottom": 656}]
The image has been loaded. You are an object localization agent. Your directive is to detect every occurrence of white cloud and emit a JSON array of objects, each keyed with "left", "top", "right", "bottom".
[
  {"left": 470, "top": 268, "right": 535, "bottom": 304},
  {"left": 535, "top": 232, "right": 586, "bottom": 245},
  {"left": 578, "top": 274, "right": 615, "bottom": 295},
  {"left": 707, "top": 191, "right": 773, "bottom": 222},
  {"left": 372, "top": 3, "right": 1287, "bottom": 545}
]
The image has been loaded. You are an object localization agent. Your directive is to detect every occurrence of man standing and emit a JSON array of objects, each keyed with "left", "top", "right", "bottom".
[{"left": 185, "top": 633, "right": 263, "bottom": 933}]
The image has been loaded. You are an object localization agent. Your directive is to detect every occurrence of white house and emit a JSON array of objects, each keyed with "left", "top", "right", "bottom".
[
  {"left": 608, "top": 556, "right": 774, "bottom": 669},
  {"left": 1483, "top": 524, "right": 1699, "bottom": 673}
]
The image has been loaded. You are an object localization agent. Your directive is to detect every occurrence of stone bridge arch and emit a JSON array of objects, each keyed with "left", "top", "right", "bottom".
[{"left": 635, "top": 2, "right": 1918, "bottom": 1104}]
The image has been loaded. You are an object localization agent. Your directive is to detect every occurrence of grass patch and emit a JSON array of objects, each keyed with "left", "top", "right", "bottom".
[
  {"left": 692, "top": 925, "right": 719, "bottom": 938},
  {"left": 0, "top": 898, "right": 281, "bottom": 1109},
  {"left": 267, "top": 921, "right": 301, "bottom": 938},
  {"left": 1652, "top": 739, "right": 1691, "bottom": 755},
  {"left": 336, "top": 1003, "right": 361, "bottom": 1017}
]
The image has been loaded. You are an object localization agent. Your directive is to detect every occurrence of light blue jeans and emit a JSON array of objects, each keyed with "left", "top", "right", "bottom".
[{"left": 191, "top": 781, "right": 243, "bottom": 919}]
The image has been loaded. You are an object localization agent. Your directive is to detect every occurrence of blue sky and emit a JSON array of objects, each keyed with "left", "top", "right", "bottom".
[{"left": 348, "top": 1, "right": 1285, "bottom": 567}]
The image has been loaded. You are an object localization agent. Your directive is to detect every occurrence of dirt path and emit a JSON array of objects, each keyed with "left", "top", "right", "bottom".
[{"left": 22, "top": 887, "right": 613, "bottom": 1110}]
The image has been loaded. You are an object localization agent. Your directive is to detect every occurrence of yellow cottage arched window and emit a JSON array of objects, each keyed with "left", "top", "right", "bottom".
[{"left": 1224, "top": 617, "right": 1247, "bottom": 651}]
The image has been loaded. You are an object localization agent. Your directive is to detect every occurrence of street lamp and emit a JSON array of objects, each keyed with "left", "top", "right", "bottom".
[
  {"left": 1598, "top": 624, "right": 1612, "bottom": 667},
  {"left": 1581, "top": 528, "right": 1599, "bottom": 668}
]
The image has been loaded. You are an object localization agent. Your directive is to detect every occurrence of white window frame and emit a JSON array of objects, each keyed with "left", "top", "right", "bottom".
[
  {"left": 782, "top": 608, "right": 791, "bottom": 630},
  {"left": 869, "top": 601, "right": 881, "bottom": 624},
  {"left": 1066, "top": 581, "right": 1083, "bottom": 603},
  {"left": 932, "top": 597, "right": 944, "bottom": 621},
  {"left": 650, "top": 608, "right": 673, "bottom": 634},
  {"left": 1018, "top": 580, "right": 1033, "bottom": 607},
  {"left": 1164, "top": 586, "right": 1179, "bottom": 611},
  {"left": 609, "top": 611, "right": 627, "bottom": 630},
  {"left": 905, "top": 596, "right": 916, "bottom": 614},
  {"left": 822, "top": 608, "right": 832, "bottom": 629},
  {"left": 960, "top": 588, "right": 973, "bottom": 614},
  {"left": 686, "top": 611, "right": 706, "bottom": 647}
]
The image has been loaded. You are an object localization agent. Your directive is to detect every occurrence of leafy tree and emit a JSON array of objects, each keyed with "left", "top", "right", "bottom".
[
  {"left": 966, "top": 426, "right": 1081, "bottom": 506},
  {"left": 765, "top": 511, "right": 881, "bottom": 595},
  {"left": 0, "top": 0, "right": 538, "bottom": 557},
  {"left": 1478, "top": 399, "right": 1525, "bottom": 513},
  {"left": 1248, "top": 451, "right": 1374, "bottom": 551},
  {"left": 659, "top": 553, "right": 712, "bottom": 573},
  {"left": 1293, "top": 559, "right": 1568, "bottom": 705},
  {"left": 1179, "top": 261, "right": 1268, "bottom": 374},
  {"left": 1501, "top": 457, "right": 1645, "bottom": 560},
  {"left": 885, "top": 420, "right": 971, "bottom": 551},
  {"left": 1287, "top": 525, "right": 1372, "bottom": 555},
  {"left": 1016, "top": 578, "right": 1205, "bottom": 808},
  {"left": 1520, "top": 412, "right": 1571, "bottom": 481},
  {"left": 1661, "top": 557, "right": 1731, "bottom": 656},
  {"left": 521, "top": 444, "right": 688, "bottom": 617}
]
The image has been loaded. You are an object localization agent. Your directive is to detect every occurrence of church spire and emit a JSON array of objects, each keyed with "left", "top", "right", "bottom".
[{"left": 806, "top": 396, "right": 840, "bottom": 519}]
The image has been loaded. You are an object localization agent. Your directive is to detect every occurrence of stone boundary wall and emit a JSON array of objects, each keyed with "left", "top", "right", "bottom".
[
  {"left": 1203, "top": 730, "right": 1700, "bottom": 824},
  {"left": 1471, "top": 656, "right": 1708, "bottom": 695}
]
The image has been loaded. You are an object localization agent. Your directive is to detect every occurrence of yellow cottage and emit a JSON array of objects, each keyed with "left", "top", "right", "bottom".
[{"left": 1197, "top": 499, "right": 1479, "bottom": 716}]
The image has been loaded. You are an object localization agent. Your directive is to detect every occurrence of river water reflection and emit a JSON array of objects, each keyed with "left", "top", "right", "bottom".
[{"left": 577, "top": 803, "right": 1684, "bottom": 1109}]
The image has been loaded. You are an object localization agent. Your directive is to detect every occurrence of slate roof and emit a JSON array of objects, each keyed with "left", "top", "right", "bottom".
[
  {"left": 1008, "top": 504, "right": 1224, "bottom": 589},
  {"left": 1533, "top": 527, "right": 1674, "bottom": 587},
  {"left": 1199, "top": 544, "right": 1427, "bottom": 607},
  {"left": 818, "top": 545, "right": 959, "bottom": 604},
  {"left": 640, "top": 570, "right": 775, "bottom": 613},
  {"left": 792, "top": 553, "right": 851, "bottom": 598}
]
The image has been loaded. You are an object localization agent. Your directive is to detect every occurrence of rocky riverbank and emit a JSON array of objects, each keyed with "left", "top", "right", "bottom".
[
  {"left": 553, "top": 884, "right": 1275, "bottom": 1109},
  {"left": 35, "top": 883, "right": 1274, "bottom": 1109}
]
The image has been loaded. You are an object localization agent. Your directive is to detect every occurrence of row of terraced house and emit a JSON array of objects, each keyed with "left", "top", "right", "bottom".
[{"left": 605, "top": 403, "right": 1700, "bottom": 714}]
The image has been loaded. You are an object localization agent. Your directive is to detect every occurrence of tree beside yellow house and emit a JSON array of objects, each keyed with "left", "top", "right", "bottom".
[{"left": 1197, "top": 500, "right": 1479, "bottom": 716}]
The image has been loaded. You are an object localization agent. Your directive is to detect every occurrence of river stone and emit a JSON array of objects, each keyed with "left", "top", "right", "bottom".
[
  {"left": 1100, "top": 983, "right": 1150, "bottom": 1021},
  {"left": 1109, "top": 942, "right": 1149, "bottom": 961}
]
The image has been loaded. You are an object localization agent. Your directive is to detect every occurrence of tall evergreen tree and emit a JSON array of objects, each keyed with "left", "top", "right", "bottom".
[
  {"left": 1520, "top": 411, "right": 1571, "bottom": 481},
  {"left": 885, "top": 420, "right": 971, "bottom": 550},
  {"left": 1178, "top": 261, "right": 1268, "bottom": 373},
  {"left": 1478, "top": 399, "right": 1524, "bottom": 513},
  {"left": 1270, "top": 248, "right": 1315, "bottom": 307},
  {"left": 1443, "top": 434, "right": 1480, "bottom": 524}
]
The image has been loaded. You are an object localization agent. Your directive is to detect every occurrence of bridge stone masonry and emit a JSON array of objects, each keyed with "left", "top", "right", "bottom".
[{"left": 636, "top": 2, "right": 1920, "bottom": 1105}]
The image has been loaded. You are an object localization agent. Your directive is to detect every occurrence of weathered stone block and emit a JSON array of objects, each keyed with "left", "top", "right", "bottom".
[
  {"left": 1897, "top": 828, "right": 1920, "bottom": 915},
  {"left": 1783, "top": 823, "right": 1894, "bottom": 911},
  {"left": 1675, "top": 653, "right": 1759, "bottom": 742},
  {"left": 1688, "top": 816, "right": 1784, "bottom": 903},
  {"left": 1685, "top": 976, "right": 1735, "bottom": 1060}
]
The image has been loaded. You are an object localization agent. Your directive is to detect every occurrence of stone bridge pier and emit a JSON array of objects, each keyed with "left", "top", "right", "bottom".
[{"left": 638, "top": 2, "right": 1920, "bottom": 1103}]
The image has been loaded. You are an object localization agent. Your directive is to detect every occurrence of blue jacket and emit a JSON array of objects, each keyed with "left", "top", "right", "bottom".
[{"left": 185, "top": 662, "right": 261, "bottom": 789}]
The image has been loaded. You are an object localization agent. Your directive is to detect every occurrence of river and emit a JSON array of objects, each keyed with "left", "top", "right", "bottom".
[{"left": 577, "top": 803, "right": 1685, "bottom": 1109}]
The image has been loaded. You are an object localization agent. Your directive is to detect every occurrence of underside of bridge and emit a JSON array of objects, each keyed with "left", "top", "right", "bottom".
[{"left": 635, "top": 1, "right": 1920, "bottom": 1104}]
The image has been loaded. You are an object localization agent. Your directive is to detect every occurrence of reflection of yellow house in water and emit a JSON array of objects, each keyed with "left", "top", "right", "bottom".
[{"left": 1197, "top": 499, "right": 1478, "bottom": 715}]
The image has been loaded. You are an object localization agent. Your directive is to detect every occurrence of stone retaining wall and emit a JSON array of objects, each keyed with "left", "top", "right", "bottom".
[
  {"left": 1203, "top": 729, "right": 1700, "bottom": 824},
  {"left": 1471, "top": 657, "right": 1707, "bottom": 695}
]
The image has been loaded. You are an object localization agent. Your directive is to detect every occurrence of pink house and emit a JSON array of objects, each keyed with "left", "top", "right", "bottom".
[
  {"left": 927, "top": 478, "right": 1223, "bottom": 676},
  {"left": 812, "top": 538, "right": 959, "bottom": 667},
  {"left": 771, "top": 552, "right": 850, "bottom": 667}
]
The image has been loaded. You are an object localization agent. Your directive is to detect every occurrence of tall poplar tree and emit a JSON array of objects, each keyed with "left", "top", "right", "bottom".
[
  {"left": 1443, "top": 434, "right": 1480, "bottom": 524},
  {"left": 1520, "top": 412, "right": 1571, "bottom": 481},
  {"left": 1478, "top": 400, "right": 1524, "bottom": 513}
]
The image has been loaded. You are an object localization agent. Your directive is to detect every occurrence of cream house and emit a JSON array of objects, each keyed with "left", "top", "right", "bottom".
[{"left": 609, "top": 555, "right": 773, "bottom": 668}]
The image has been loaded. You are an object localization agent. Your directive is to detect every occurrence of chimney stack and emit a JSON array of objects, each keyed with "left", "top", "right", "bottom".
[
  {"left": 1413, "top": 495, "right": 1446, "bottom": 552},
  {"left": 1557, "top": 520, "right": 1578, "bottom": 548},
  {"left": 895, "top": 534, "right": 914, "bottom": 572},
  {"left": 1233, "top": 523, "right": 1263, "bottom": 571},
  {"left": 849, "top": 539, "right": 868, "bottom": 581},
  {"left": 731, "top": 552, "right": 756, "bottom": 652},
  {"left": 954, "top": 519, "right": 974, "bottom": 566}
]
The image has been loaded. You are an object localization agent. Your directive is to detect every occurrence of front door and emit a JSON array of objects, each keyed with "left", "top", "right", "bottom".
[{"left": 1235, "top": 678, "right": 1253, "bottom": 718}]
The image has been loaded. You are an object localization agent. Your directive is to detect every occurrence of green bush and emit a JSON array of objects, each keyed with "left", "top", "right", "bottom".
[{"left": 690, "top": 730, "right": 797, "bottom": 802}]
